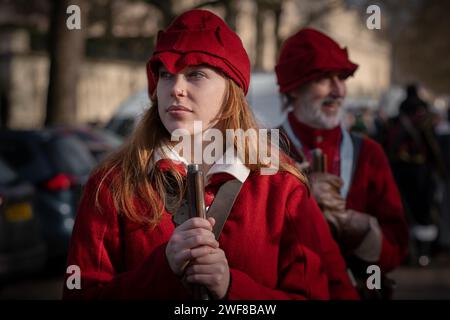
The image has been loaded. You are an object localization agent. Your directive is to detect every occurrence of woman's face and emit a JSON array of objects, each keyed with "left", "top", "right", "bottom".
[{"left": 157, "top": 65, "right": 227, "bottom": 135}]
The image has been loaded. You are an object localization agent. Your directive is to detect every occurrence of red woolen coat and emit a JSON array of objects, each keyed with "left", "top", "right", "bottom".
[
  {"left": 284, "top": 113, "right": 409, "bottom": 272},
  {"left": 62, "top": 161, "right": 358, "bottom": 300}
]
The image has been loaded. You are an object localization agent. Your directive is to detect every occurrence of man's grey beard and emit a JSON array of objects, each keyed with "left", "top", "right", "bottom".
[{"left": 297, "top": 96, "right": 343, "bottom": 129}]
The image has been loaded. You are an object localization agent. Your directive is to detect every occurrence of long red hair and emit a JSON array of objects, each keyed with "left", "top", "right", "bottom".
[{"left": 94, "top": 79, "right": 306, "bottom": 226}]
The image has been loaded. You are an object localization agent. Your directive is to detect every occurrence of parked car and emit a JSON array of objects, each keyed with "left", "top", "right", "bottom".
[
  {"left": 105, "top": 89, "right": 150, "bottom": 138},
  {"left": 0, "top": 129, "right": 97, "bottom": 262},
  {"left": 0, "top": 157, "right": 46, "bottom": 280},
  {"left": 53, "top": 126, "right": 124, "bottom": 162}
]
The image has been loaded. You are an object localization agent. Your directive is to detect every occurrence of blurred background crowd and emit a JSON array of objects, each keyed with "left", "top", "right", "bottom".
[{"left": 0, "top": 0, "right": 449, "bottom": 299}]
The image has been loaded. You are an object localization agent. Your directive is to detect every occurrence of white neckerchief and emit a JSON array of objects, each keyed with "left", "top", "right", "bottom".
[
  {"left": 282, "top": 119, "right": 354, "bottom": 199},
  {"left": 151, "top": 144, "right": 250, "bottom": 184}
]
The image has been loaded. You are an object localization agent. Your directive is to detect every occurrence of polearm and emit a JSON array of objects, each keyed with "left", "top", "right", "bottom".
[
  {"left": 186, "top": 164, "right": 210, "bottom": 300},
  {"left": 311, "top": 148, "right": 327, "bottom": 173}
]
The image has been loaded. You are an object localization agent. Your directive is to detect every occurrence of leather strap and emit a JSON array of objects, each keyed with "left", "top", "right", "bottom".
[
  {"left": 349, "top": 132, "right": 363, "bottom": 190},
  {"left": 171, "top": 179, "right": 243, "bottom": 240},
  {"left": 207, "top": 179, "right": 243, "bottom": 240}
]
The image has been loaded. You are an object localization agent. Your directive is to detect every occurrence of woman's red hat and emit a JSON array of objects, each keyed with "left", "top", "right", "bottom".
[{"left": 147, "top": 9, "right": 250, "bottom": 96}]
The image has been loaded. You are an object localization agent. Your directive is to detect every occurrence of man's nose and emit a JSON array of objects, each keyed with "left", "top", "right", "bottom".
[
  {"left": 330, "top": 75, "right": 346, "bottom": 98},
  {"left": 170, "top": 74, "right": 187, "bottom": 97}
]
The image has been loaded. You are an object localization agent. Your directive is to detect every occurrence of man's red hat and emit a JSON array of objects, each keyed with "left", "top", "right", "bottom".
[{"left": 275, "top": 28, "right": 358, "bottom": 93}]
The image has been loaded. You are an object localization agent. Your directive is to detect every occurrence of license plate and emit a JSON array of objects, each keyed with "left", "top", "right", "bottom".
[{"left": 4, "top": 203, "right": 33, "bottom": 222}]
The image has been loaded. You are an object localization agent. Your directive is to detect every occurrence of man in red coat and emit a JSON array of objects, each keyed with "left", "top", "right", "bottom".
[{"left": 275, "top": 28, "right": 409, "bottom": 299}]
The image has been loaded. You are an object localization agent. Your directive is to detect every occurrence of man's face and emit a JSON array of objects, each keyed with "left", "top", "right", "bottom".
[{"left": 290, "top": 73, "right": 347, "bottom": 129}]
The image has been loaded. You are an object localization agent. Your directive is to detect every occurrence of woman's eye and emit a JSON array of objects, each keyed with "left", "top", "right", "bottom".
[
  {"left": 188, "top": 71, "right": 205, "bottom": 79},
  {"left": 159, "top": 71, "right": 173, "bottom": 79}
]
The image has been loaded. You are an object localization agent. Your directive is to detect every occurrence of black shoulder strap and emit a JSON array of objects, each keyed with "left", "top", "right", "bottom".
[
  {"left": 349, "top": 132, "right": 363, "bottom": 186},
  {"left": 278, "top": 125, "right": 306, "bottom": 164},
  {"left": 207, "top": 179, "right": 243, "bottom": 240}
]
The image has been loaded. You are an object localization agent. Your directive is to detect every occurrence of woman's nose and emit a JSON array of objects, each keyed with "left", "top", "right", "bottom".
[{"left": 171, "top": 75, "right": 187, "bottom": 97}]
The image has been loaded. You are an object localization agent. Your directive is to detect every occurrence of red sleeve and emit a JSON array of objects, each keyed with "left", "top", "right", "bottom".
[
  {"left": 227, "top": 183, "right": 357, "bottom": 300},
  {"left": 360, "top": 139, "right": 409, "bottom": 272},
  {"left": 305, "top": 202, "right": 360, "bottom": 300},
  {"left": 62, "top": 172, "right": 188, "bottom": 299}
]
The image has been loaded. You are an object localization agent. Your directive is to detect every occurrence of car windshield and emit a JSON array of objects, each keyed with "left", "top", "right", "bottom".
[
  {"left": 95, "top": 129, "right": 123, "bottom": 147},
  {"left": 73, "top": 128, "right": 123, "bottom": 147},
  {"left": 106, "top": 117, "right": 136, "bottom": 138},
  {"left": 0, "top": 158, "right": 17, "bottom": 185},
  {"left": 44, "top": 135, "right": 96, "bottom": 177}
]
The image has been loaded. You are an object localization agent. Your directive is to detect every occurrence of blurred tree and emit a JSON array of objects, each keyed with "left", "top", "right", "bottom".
[
  {"left": 394, "top": 0, "right": 450, "bottom": 94},
  {"left": 142, "top": 0, "right": 177, "bottom": 27},
  {"left": 255, "top": 0, "right": 284, "bottom": 70},
  {"left": 45, "top": 0, "right": 88, "bottom": 126},
  {"left": 88, "top": 0, "right": 114, "bottom": 38},
  {"left": 194, "top": 0, "right": 238, "bottom": 30},
  {"left": 296, "top": 0, "right": 340, "bottom": 26},
  {"left": 254, "top": 0, "right": 339, "bottom": 70},
  {"left": 106, "top": 0, "right": 345, "bottom": 71},
  {"left": 0, "top": 0, "right": 50, "bottom": 30},
  {"left": 0, "top": 0, "right": 50, "bottom": 127},
  {"left": 351, "top": 0, "right": 450, "bottom": 94}
]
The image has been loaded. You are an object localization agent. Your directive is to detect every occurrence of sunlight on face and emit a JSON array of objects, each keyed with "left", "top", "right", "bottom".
[
  {"left": 157, "top": 65, "right": 227, "bottom": 136},
  {"left": 291, "top": 74, "right": 347, "bottom": 129}
]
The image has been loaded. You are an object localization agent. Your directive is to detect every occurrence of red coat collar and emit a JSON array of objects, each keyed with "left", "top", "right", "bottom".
[
  {"left": 287, "top": 112, "right": 342, "bottom": 150},
  {"left": 151, "top": 145, "right": 250, "bottom": 186},
  {"left": 154, "top": 159, "right": 242, "bottom": 188}
]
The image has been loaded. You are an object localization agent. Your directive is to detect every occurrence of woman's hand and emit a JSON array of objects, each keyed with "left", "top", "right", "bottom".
[
  {"left": 184, "top": 247, "right": 230, "bottom": 300},
  {"left": 166, "top": 217, "right": 218, "bottom": 276}
]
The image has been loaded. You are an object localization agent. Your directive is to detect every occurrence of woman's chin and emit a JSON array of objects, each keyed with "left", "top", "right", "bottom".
[{"left": 166, "top": 125, "right": 194, "bottom": 138}]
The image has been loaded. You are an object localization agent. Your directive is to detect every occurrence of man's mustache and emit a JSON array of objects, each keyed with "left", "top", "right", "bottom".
[{"left": 322, "top": 96, "right": 343, "bottom": 106}]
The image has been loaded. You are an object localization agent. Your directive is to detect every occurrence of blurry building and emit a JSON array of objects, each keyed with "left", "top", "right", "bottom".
[{"left": 0, "top": 0, "right": 391, "bottom": 128}]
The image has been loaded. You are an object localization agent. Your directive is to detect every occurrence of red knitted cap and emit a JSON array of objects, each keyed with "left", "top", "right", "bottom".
[
  {"left": 147, "top": 9, "right": 250, "bottom": 96},
  {"left": 275, "top": 28, "right": 358, "bottom": 93}
]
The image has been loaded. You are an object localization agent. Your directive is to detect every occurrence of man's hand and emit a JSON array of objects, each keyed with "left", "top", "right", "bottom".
[
  {"left": 324, "top": 209, "right": 372, "bottom": 253},
  {"left": 309, "top": 172, "right": 345, "bottom": 212}
]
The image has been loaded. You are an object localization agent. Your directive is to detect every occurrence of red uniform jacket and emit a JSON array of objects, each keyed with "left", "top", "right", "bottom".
[
  {"left": 63, "top": 159, "right": 358, "bottom": 300},
  {"left": 283, "top": 113, "right": 409, "bottom": 272}
]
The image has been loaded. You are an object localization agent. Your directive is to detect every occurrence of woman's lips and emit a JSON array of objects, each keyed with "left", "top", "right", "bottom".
[{"left": 167, "top": 105, "right": 193, "bottom": 115}]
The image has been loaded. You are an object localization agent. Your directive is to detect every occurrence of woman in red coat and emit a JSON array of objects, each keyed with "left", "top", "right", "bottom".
[{"left": 63, "top": 9, "right": 357, "bottom": 300}]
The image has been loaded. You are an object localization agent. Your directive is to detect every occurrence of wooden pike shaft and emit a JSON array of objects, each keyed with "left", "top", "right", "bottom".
[{"left": 186, "top": 164, "right": 210, "bottom": 300}]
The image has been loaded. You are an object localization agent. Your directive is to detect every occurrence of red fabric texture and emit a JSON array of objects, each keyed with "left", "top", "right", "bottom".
[
  {"left": 147, "top": 9, "right": 250, "bottom": 96},
  {"left": 275, "top": 28, "right": 358, "bottom": 93},
  {"left": 288, "top": 113, "right": 342, "bottom": 175},
  {"left": 285, "top": 114, "right": 409, "bottom": 272},
  {"left": 63, "top": 165, "right": 358, "bottom": 300}
]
